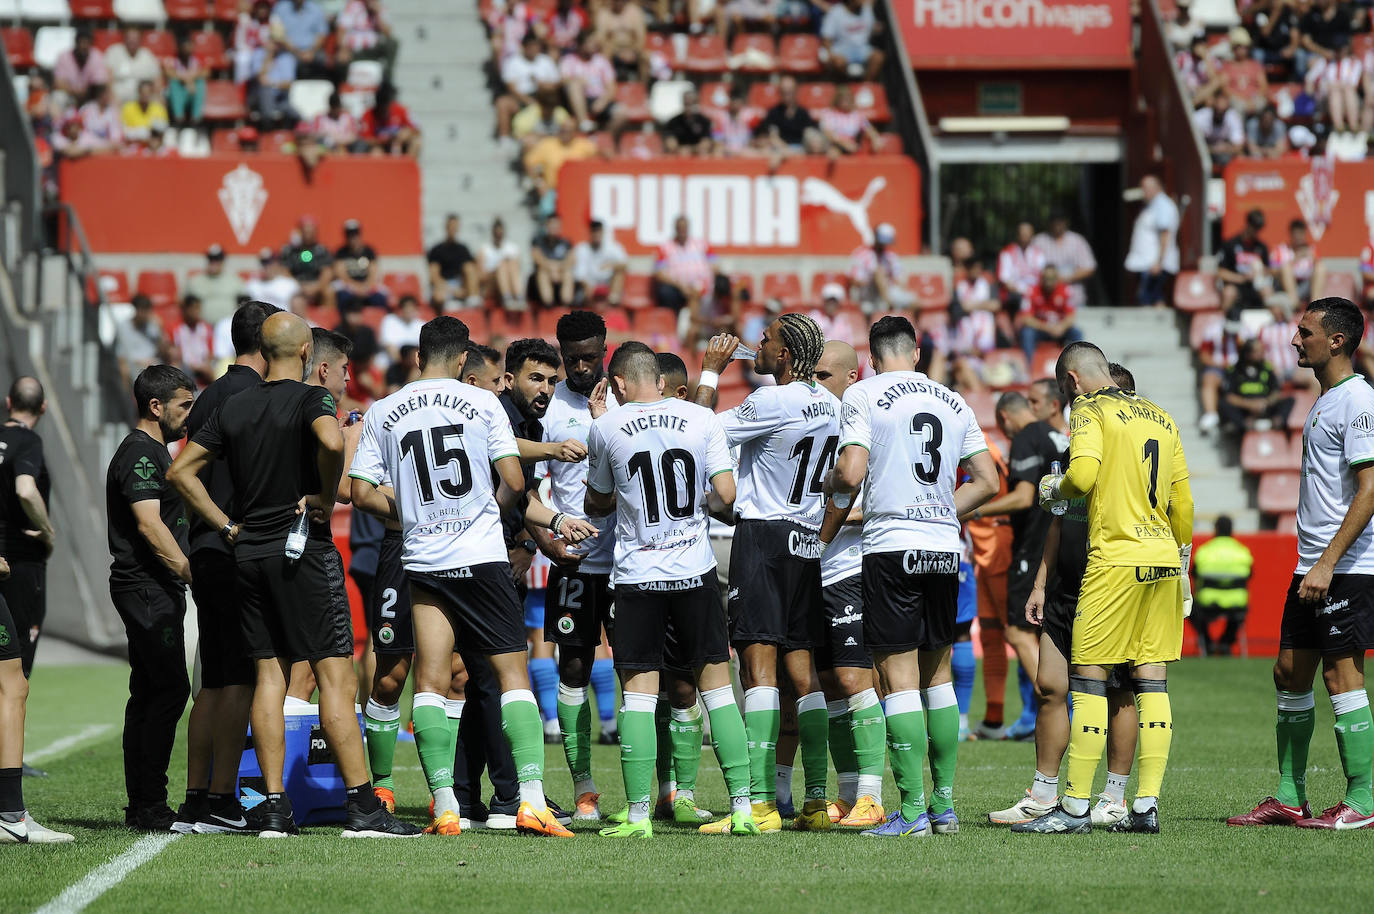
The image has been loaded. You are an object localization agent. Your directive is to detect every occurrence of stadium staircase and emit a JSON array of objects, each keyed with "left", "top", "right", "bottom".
[
  {"left": 392, "top": 0, "right": 535, "bottom": 256},
  {"left": 1076, "top": 306, "right": 1258, "bottom": 530}
]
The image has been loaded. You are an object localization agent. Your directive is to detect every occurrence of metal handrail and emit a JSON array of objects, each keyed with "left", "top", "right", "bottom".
[{"left": 0, "top": 48, "right": 42, "bottom": 264}]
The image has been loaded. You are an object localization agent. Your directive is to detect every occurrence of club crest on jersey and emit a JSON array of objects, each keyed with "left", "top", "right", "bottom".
[
  {"left": 1353, "top": 412, "right": 1374, "bottom": 434},
  {"left": 378, "top": 624, "right": 395, "bottom": 645},
  {"left": 558, "top": 615, "right": 575, "bottom": 634}
]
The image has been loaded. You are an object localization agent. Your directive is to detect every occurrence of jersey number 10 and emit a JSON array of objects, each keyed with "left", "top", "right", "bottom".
[{"left": 628, "top": 448, "right": 697, "bottom": 524}]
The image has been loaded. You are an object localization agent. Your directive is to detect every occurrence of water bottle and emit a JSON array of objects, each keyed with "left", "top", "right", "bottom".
[
  {"left": 285, "top": 510, "right": 310, "bottom": 561},
  {"left": 732, "top": 343, "right": 756, "bottom": 361},
  {"left": 833, "top": 492, "right": 852, "bottom": 509},
  {"left": 1048, "top": 460, "right": 1068, "bottom": 516}
]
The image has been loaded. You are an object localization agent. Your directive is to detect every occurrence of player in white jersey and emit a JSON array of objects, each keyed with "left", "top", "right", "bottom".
[
  {"left": 583, "top": 342, "right": 759, "bottom": 839},
  {"left": 694, "top": 314, "right": 839, "bottom": 833},
  {"left": 827, "top": 315, "right": 999, "bottom": 837},
  {"left": 349, "top": 316, "right": 596, "bottom": 839},
  {"left": 1230, "top": 297, "right": 1374, "bottom": 830}
]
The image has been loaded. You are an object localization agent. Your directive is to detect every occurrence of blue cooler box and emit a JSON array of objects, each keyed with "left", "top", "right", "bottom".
[{"left": 238, "top": 703, "right": 365, "bottom": 825}]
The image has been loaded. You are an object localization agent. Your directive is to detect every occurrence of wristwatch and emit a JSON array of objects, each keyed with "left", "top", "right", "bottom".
[
  {"left": 219, "top": 522, "right": 236, "bottom": 541},
  {"left": 520, "top": 538, "right": 538, "bottom": 554}
]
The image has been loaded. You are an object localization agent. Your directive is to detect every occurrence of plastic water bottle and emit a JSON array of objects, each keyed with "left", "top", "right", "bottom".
[
  {"left": 833, "top": 492, "right": 851, "bottom": 509},
  {"left": 285, "top": 510, "right": 310, "bottom": 561},
  {"left": 732, "top": 343, "right": 756, "bottom": 361},
  {"left": 1048, "top": 460, "right": 1068, "bottom": 516}
]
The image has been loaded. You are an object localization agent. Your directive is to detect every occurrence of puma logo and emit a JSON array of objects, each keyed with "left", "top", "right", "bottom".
[{"left": 800, "top": 176, "right": 887, "bottom": 244}]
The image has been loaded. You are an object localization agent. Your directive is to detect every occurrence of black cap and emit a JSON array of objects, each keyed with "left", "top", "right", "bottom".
[
  {"left": 207, "top": 244, "right": 225, "bottom": 260},
  {"left": 344, "top": 219, "right": 361, "bottom": 234}
]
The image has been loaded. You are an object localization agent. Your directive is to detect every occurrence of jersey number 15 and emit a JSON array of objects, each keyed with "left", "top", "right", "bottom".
[{"left": 400, "top": 424, "right": 473, "bottom": 504}]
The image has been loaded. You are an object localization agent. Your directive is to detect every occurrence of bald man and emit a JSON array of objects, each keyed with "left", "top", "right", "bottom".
[
  {"left": 171, "top": 313, "right": 420, "bottom": 838},
  {"left": 0, "top": 378, "right": 54, "bottom": 694}
]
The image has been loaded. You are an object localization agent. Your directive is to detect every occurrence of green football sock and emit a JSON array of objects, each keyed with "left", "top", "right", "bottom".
[
  {"left": 884, "top": 690, "right": 928, "bottom": 821},
  {"left": 744, "top": 686, "right": 780, "bottom": 803},
  {"left": 923, "top": 682, "right": 960, "bottom": 814},
  {"left": 445, "top": 698, "right": 464, "bottom": 777},
  {"left": 363, "top": 699, "right": 401, "bottom": 791},
  {"left": 620, "top": 693, "right": 658, "bottom": 823},
  {"left": 655, "top": 701, "right": 674, "bottom": 787},
  {"left": 702, "top": 685, "right": 752, "bottom": 801},
  {"left": 828, "top": 703, "right": 858, "bottom": 775},
  {"left": 797, "top": 692, "right": 830, "bottom": 800},
  {"left": 1276, "top": 690, "right": 1316, "bottom": 807},
  {"left": 1332, "top": 690, "right": 1374, "bottom": 816},
  {"left": 669, "top": 703, "right": 704, "bottom": 792},
  {"left": 849, "top": 689, "right": 887, "bottom": 778},
  {"left": 557, "top": 683, "right": 593, "bottom": 785},
  {"left": 411, "top": 693, "right": 454, "bottom": 791},
  {"left": 500, "top": 690, "right": 546, "bottom": 784}
]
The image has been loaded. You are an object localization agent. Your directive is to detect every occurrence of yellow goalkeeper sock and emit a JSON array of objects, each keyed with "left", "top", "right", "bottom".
[
  {"left": 1063, "top": 675, "right": 1108, "bottom": 815},
  {"left": 1134, "top": 681, "right": 1173, "bottom": 808}
]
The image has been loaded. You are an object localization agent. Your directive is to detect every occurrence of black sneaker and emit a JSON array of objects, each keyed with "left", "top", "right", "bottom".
[
  {"left": 193, "top": 797, "right": 258, "bottom": 835},
  {"left": 256, "top": 797, "right": 299, "bottom": 838},
  {"left": 1010, "top": 804, "right": 1092, "bottom": 835},
  {"left": 341, "top": 805, "right": 423, "bottom": 838},
  {"left": 172, "top": 794, "right": 209, "bottom": 834},
  {"left": 459, "top": 799, "right": 490, "bottom": 829},
  {"left": 127, "top": 804, "right": 178, "bottom": 832},
  {"left": 21, "top": 763, "right": 48, "bottom": 778},
  {"left": 545, "top": 797, "right": 573, "bottom": 827},
  {"left": 1106, "top": 806, "right": 1160, "bottom": 834},
  {"left": 486, "top": 796, "right": 519, "bottom": 830}
]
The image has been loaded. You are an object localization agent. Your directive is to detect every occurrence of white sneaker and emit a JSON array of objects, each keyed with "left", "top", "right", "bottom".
[
  {"left": 0, "top": 813, "right": 75, "bottom": 843},
  {"left": 975, "top": 721, "right": 1006, "bottom": 741},
  {"left": 1090, "top": 794, "right": 1127, "bottom": 827},
  {"left": 1199, "top": 412, "right": 1220, "bottom": 433},
  {"left": 988, "top": 791, "right": 1057, "bottom": 825}
]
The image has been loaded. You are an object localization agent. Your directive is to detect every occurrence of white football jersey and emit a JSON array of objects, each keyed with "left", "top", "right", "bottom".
[
  {"left": 536, "top": 381, "right": 618, "bottom": 574},
  {"left": 721, "top": 381, "right": 841, "bottom": 529},
  {"left": 1297, "top": 374, "right": 1374, "bottom": 574},
  {"left": 838, "top": 371, "right": 987, "bottom": 555},
  {"left": 821, "top": 489, "right": 863, "bottom": 587},
  {"left": 350, "top": 378, "right": 520, "bottom": 572},
  {"left": 587, "top": 397, "right": 733, "bottom": 586}
]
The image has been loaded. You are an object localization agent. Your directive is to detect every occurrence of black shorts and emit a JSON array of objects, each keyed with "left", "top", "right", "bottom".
[
  {"left": 408, "top": 562, "right": 526, "bottom": 656},
  {"left": 0, "top": 560, "right": 45, "bottom": 676},
  {"left": 815, "top": 574, "right": 871, "bottom": 670},
  {"left": 728, "top": 519, "right": 822, "bottom": 651},
  {"left": 613, "top": 574, "right": 730, "bottom": 672},
  {"left": 0, "top": 592, "right": 19, "bottom": 663},
  {"left": 1043, "top": 593, "right": 1144, "bottom": 692},
  {"left": 1007, "top": 553, "right": 1041, "bottom": 630},
  {"left": 237, "top": 547, "right": 353, "bottom": 663},
  {"left": 190, "top": 549, "right": 253, "bottom": 689},
  {"left": 544, "top": 566, "right": 613, "bottom": 649},
  {"left": 861, "top": 550, "right": 959, "bottom": 653},
  {"left": 371, "top": 531, "right": 413, "bottom": 655},
  {"left": 1279, "top": 572, "right": 1374, "bottom": 654}
]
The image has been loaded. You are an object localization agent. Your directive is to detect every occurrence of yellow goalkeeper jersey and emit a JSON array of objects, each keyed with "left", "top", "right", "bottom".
[{"left": 1067, "top": 386, "right": 1188, "bottom": 568}]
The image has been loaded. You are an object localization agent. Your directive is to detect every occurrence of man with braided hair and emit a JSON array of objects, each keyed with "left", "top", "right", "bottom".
[{"left": 695, "top": 314, "right": 840, "bottom": 833}]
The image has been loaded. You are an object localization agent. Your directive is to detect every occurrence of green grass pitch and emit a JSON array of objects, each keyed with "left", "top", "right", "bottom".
[{"left": 5, "top": 658, "right": 1368, "bottom": 913}]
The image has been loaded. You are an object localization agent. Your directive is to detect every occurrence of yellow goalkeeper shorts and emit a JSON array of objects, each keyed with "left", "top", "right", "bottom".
[{"left": 1071, "top": 562, "right": 1183, "bottom": 666}]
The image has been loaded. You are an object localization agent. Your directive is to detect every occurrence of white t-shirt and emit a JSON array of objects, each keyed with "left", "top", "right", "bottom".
[
  {"left": 1125, "top": 193, "right": 1181, "bottom": 275},
  {"left": 501, "top": 53, "right": 560, "bottom": 95},
  {"left": 720, "top": 381, "right": 840, "bottom": 530},
  {"left": 1296, "top": 374, "right": 1374, "bottom": 574},
  {"left": 821, "top": 489, "right": 863, "bottom": 587},
  {"left": 480, "top": 240, "right": 521, "bottom": 273},
  {"left": 838, "top": 370, "right": 987, "bottom": 555},
  {"left": 379, "top": 313, "right": 424, "bottom": 351},
  {"left": 213, "top": 315, "right": 234, "bottom": 360},
  {"left": 535, "top": 380, "right": 619, "bottom": 575},
  {"left": 821, "top": 3, "right": 874, "bottom": 58},
  {"left": 246, "top": 275, "right": 302, "bottom": 311},
  {"left": 572, "top": 239, "right": 627, "bottom": 287},
  {"left": 349, "top": 378, "right": 521, "bottom": 572},
  {"left": 587, "top": 397, "right": 733, "bottom": 585}
]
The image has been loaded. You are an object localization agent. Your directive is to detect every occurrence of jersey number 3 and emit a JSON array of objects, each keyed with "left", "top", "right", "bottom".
[
  {"left": 400, "top": 424, "right": 473, "bottom": 504},
  {"left": 910, "top": 412, "right": 943, "bottom": 484}
]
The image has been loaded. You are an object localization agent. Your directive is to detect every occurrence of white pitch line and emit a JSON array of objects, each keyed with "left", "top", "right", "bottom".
[
  {"left": 26, "top": 724, "right": 115, "bottom": 762},
  {"left": 34, "top": 833, "right": 180, "bottom": 914}
]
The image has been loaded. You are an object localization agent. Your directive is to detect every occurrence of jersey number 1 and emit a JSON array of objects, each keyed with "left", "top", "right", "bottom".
[
  {"left": 1142, "top": 438, "right": 1160, "bottom": 508},
  {"left": 627, "top": 448, "right": 697, "bottom": 524},
  {"left": 400, "top": 424, "right": 473, "bottom": 504}
]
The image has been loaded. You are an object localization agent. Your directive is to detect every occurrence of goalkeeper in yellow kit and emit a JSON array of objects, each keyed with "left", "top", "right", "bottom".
[{"left": 1014, "top": 342, "right": 1194, "bottom": 835}]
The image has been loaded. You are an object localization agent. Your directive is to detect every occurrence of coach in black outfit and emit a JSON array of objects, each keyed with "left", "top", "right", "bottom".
[
  {"left": 0, "top": 378, "right": 55, "bottom": 687},
  {"left": 105, "top": 365, "right": 196, "bottom": 830}
]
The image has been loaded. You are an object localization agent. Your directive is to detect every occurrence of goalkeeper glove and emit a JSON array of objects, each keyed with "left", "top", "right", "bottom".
[
  {"left": 1179, "top": 544, "right": 1193, "bottom": 618},
  {"left": 1037, "top": 473, "right": 1065, "bottom": 511}
]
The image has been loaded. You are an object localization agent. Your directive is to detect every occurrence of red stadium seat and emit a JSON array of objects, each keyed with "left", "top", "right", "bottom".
[
  {"left": 1189, "top": 311, "right": 1224, "bottom": 349},
  {"left": 633, "top": 307, "right": 679, "bottom": 349},
  {"left": 915, "top": 309, "right": 948, "bottom": 337},
  {"left": 746, "top": 82, "right": 780, "bottom": 111},
  {"left": 358, "top": 306, "right": 386, "bottom": 335},
  {"left": 98, "top": 268, "right": 131, "bottom": 302},
  {"left": 589, "top": 130, "right": 616, "bottom": 156},
  {"left": 164, "top": 0, "right": 213, "bottom": 21},
  {"left": 963, "top": 390, "right": 998, "bottom": 429},
  {"left": 212, "top": 0, "right": 241, "bottom": 23},
  {"left": 93, "top": 30, "right": 123, "bottom": 53},
  {"left": 1173, "top": 271, "right": 1220, "bottom": 312},
  {"left": 136, "top": 270, "right": 178, "bottom": 309},
  {"left": 730, "top": 34, "right": 776, "bottom": 73},
  {"left": 907, "top": 272, "right": 949, "bottom": 310},
  {"left": 810, "top": 270, "right": 850, "bottom": 304},
  {"left": 680, "top": 35, "right": 727, "bottom": 74},
  {"left": 853, "top": 83, "right": 891, "bottom": 123},
  {"left": 203, "top": 81, "right": 247, "bottom": 121},
  {"left": 382, "top": 272, "right": 422, "bottom": 303},
  {"left": 777, "top": 34, "right": 821, "bottom": 75},
  {"left": 155, "top": 301, "right": 183, "bottom": 337},
  {"left": 487, "top": 307, "right": 535, "bottom": 339},
  {"left": 614, "top": 82, "right": 650, "bottom": 123},
  {"left": 645, "top": 32, "right": 677, "bottom": 70},
  {"left": 761, "top": 272, "right": 803, "bottom": 309},
  {"left": 983, "top": 349, "right": 1028, "bottom": 388},
  {"left": 304, "top": 304, "right": 337, "bottom": 328},
  {"left": 3, "top": 29, "right": 35, "bottom": 70},
  {"left": 729, "top": 272, "right": 755, "bottom": 302},
  {"left": 191, "top": 31, "right": 228, "bottom": 71},
  {"left": 1029, "top": 342, "right": 1060, "bottom": 379},
  {"left": 621, "top": 274, "right": 653, "bottom": 309},
  {"left": 1240, "top": 430, "right": 1300, "bottom": 473},
  {"left": 700, "top": 81, "right": 731, "bottom": 119},
  {"left": 69, "top": 1, "right": 115, "bottom": 17},
  {"left": 209, "top": 127, "right": 240, "bottom": 152},
  {"left": 142, "top": 31, "right": 177, "bottom": 59},
  {"left": 536, "top": 307, "right": 570, "bottom": 339},
  {"left": 866, "top": 132, "right": 904, "bottom": 155},
  {"left": 1287, "top": 389, "right": 1317, "bottom": 430},
  {"left": 1318, "top": 270, "right": 1357, "bottom": 302},
  {"left": 1257, "top": 471, "right": 1300, "bottom": 514},
  {"left": 619, "top": 130, "right": 663, "bottom": 158},
  {"left": 796, "top": 82, "right": 835, "bottom": 113},
  {"left": 1353, "top": 33, "right": 1374, "bottom": 58}
]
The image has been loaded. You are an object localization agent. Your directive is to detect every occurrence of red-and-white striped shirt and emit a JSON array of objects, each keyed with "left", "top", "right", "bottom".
[
  {"left": 952, "top": 310, "right": 996, "bottom": 355},
  {"left": 655, "top": 238, "right": 716, "bottom": 295},
  {"left": 997, "top": 243, "right": 1045, "bottom": 297},
  {"left": 234, "top": 13, "right": 270, "bottom": 52},
  {"left": 310, "top": 111, "right": 359, "bottom": 147},
  {"left": 711, "top": 108, "right": 760, "bottom": 152},
  {"left": 526, "top": 550, "right": 550, "bottom": 591},
  {"left": 175, "top": 320, "right": 213, "bottom": 371},
  {"left": 1200, "top": 319, "right": 1251, "bottom": 369},
  {"left": 489, "top": 2, "right": 533, "bottom": 61},
  {"left": 547, "top": 8, "right": 588, "bottom": 52},
  {"left": 1270, "top": 242, "right": 1317, "bottom": 281},
  {"left": 1259, "top": 318, "right": 1299, "bottom": 379},
  {"left": 336, "top": 0, "right": 389, "bottom": 51},
  {"left": 849, "top": 245, "right": 901, "bottom": 284},
  {"left": 818, "top": 107, "right": 869, "bottom": 142},
  {"left": 955, "top": 275, "right": 992, "bottom": 309},
  {"left": 1307, "top": 55, "right": 1363, "bottom": 93},
  {"left": 558, "top": 52, "right": 614, "bottom": 100}
]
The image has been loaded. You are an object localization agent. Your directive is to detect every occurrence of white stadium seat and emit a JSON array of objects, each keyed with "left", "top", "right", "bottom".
[
  {"left": 648, "top": 79, "right": 693, "bottom": 124},
  {"left": 288, "top": 79, "right": 334, "bottom": 120},
  {"left": 33, "top": 25, "right": 75, "bottom": 72},
  {"left": 113, "top": 0, "right": 166, "bottom": 21},
  {"left": 19, "top": 0, "right": 71, "bottom": 21},
  {"left": 346, "top": 59, "right": 384, "bottom": 90}
]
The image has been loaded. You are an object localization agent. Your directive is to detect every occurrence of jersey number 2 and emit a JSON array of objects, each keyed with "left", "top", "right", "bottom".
[
  {"left": 1142, "top": 438, "right": 1160, "bottom": 508},
  {"left": 627, "top": 448, "right": 697, "bottom": 524},
  {"left": 400, "top": 424, "right": 473, "bottom": 504}
]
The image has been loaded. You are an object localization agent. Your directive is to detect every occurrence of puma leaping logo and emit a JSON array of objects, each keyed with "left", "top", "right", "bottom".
[{"left": 800, "top": 176, "right": 887, "bottom": 244}]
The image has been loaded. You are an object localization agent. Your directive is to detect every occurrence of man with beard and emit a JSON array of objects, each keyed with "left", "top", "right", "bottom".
[{"left": 105, "top": 365, "right": 196, "bottom": 830}]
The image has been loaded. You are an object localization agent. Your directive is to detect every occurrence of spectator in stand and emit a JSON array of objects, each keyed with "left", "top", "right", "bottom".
[
  {"left": 336, "top": 0, "right": 398, "bottom": 80},
  {"left": 1124, "top": 175, "right": 1180, "bottom": 307},
  {"left": 712, "top": 86, "right": 762, "bottom": 156},
  {"left": 1176, "top": 36, "right": 1223, "bottom": 107},
  {"left": 1246, "top": 105, "right": 1289, "bottom": 157},
  {"left": 335, "top": 305, "right": 382, "bottom": 396},
  {"left": 512, "top": 86, "right": 572, "bottom": 146},
  {"left": 820, "top": 0, "right": 885, "bottom": 81},
  {"left": 755, "top": 75, "right": 825, "bottom": 155},
  {"left": 51, "top": 112, "right": 110, "bottom": 159},
  {"left": 234, "top": 0, "right": 274, "bottom": 85},
  {"left": 1194, "top": 90, "right": 1246, "bottom": 171},
  {"left": 185, "top": 245, "right": 244, "bottom": 325},
  {"left": 53, "top": 29, "right": 109, "bottom": 104},
  {"left": 1166, "top": 0, "right": 1204, "bottom": 49},
  {"left": 1361, "top": 231, "right": 1374, "bottom": 307},
  {"left": 663, "top": 90, "right": 715, "bottom": 155},
  {"left": 1017, "top": 265, "right": 1083, "bottom": 365},
  {"left": 175, "top": 294, "right": 215, "bottom": 386},
  {"left": 528, "top": 214, "right": 576, "bottom": 308},
  {"left": 997, "top": 221, "right": 1044, "bottom": 313},
  {"left": 546, "top": 0, "right": 589, "bottom": 56},
  {"left": 525, "top": 119, "right": 599, "bottom": 218},
  {"left": 1223, "top": 28, "right": 1269, "bottom": 114},
  {"left": 379, "top": 294, "right": 425, "bottom": 364},
  {"left": 1271, "top": 218, "right": 1324, "bottom": 305},
  {"left": 652, "top": 215, "right": 719, "bottom": 321},
  {"left": 249, "top": 40, "right": 299, "bottom": 128},
  {"left": 115, "top": 294, "right": 172, "bottom": 385},
  {"left": 849, "top": 221, "right": 909, "bottom": 312},
  {"left": 728, "top": 0, "right": 780, "bottom": 36},
  {"left": 272, "top": 0, "right": 332, "bottom": 80},
  {"left": 1197, "top": 312, "right": 1246, "bottom": 434},
  {"left": 246, "top": 248, "right": 305, "bottom": 312},
  {"left": 488, "top": 0, "right": 535, "bottom": 64},
  {"left": 1298, "top": 0, "right": 1354, "bottom": 77},
  {"left": 309, "top": 90, "right": 367, "bottom": 153},
  {"left": 1306, "top": 41, "right": 1365, "bottom": 135},
  {"left": 1248, "top": 0, "right": 1301, "bottom": 67},
  {"left": 948, "top": 256, "right": 999, "bottom": 391},
  {"left": 571, "top": 219, "right": 627, "bottom": 307},
  {"left": 428, "top": 214, "right": 482, "bottom": 311},
  {"left": 809, "top": 282, "right": 865, "bottom": 347},
  {"left": 106, "top": 27, "right": 163, "bottom": 107},
  {"left": 1219, "top": 208, "right": 1273, "bottom": 316},
  {"left": 79, "top": 84, "right": 124, "bottom": 149},
  {"left": 362, "top": 83, "right": 421, "bottom": 156},
  {"left": 333, "top": 220, "right": 387, "bottom": 310},
  {"left": 560, "top": 34, "right": 622, "bottom": 135},
  {"left": 164, "top": 34, "right": 207, "bottom": 128},
  {"left": 1256, "top": 298, "right": 1310, "bottom": 387},
  {"left": 594, "top": 0, "right": 649, "bottom": 82},
  {"left": 480, "top": 218, "right": 525, "bottom": 311},
  {"left": 1220, "top": 338, "right": 1294, "bottom": 433},
  {"left": 497, "top": 35, "right": 562, "bottom": 150},
  {"left": 818, "top": 84, "right": 880, "bottom": 155},
  {"left": 1032, "top": 213, "right": 1096, "bottom": 310},
  {"left": 121, "top": 80, "right": 170, "bottom": 145},
  {"left": 688, "top": 273, "right": 742, "bottom": 346},
  {"left": 141, "top": 128, "right": 176, "bottom": 158},
  {"left": 282, "top": 214, "right": 334, "bottom": 308}
]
